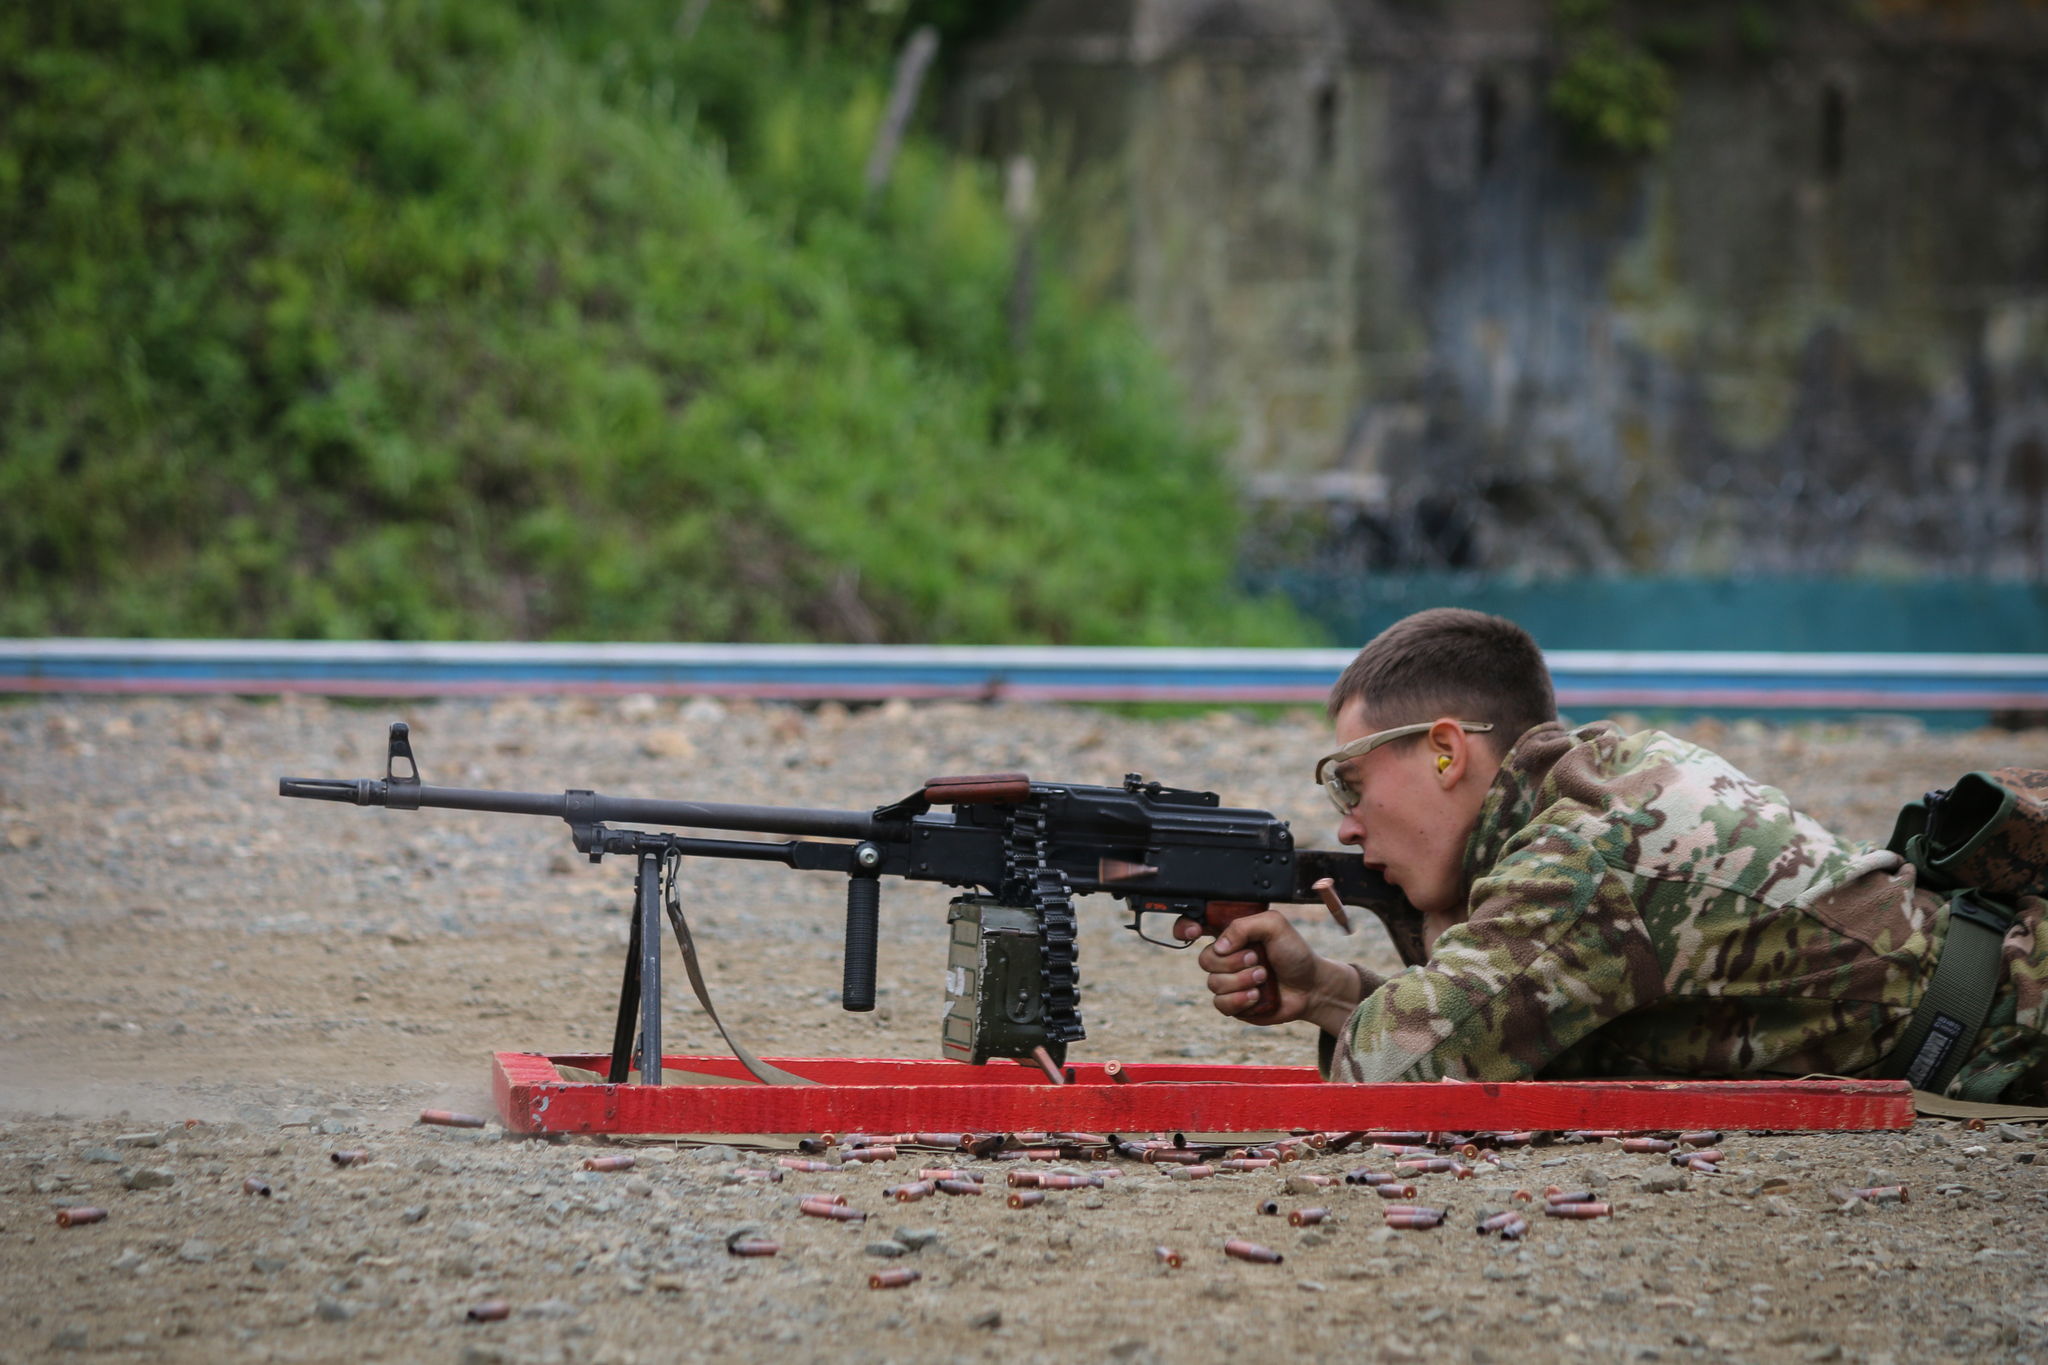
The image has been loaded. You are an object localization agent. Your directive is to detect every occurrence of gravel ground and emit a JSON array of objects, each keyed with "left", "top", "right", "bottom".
[{"left": 4, "top": 694, "right": 2048, "bottom": 1365}]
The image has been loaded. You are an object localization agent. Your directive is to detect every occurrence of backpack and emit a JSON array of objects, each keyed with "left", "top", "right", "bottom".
[{"left": 1888, "top": 767, "right": 2048, "bottom": 901}]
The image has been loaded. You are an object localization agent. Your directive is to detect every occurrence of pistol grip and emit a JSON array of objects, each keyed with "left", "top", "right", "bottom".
[{"left": 1203, "top": 901, "right": 1280, "bottom": 1023}]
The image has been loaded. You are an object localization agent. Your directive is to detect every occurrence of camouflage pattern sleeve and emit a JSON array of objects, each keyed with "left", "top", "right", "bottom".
[{"left": 1328, "top": 823, "right": 1665, "bottom": 1083}]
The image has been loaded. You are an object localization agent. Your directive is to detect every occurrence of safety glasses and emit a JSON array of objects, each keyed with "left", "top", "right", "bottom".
[{"left": 1313, "top": 720, "right": 1494, "bottom": 814}]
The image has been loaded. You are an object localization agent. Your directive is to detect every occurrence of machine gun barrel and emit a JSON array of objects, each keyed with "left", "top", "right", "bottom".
[{"left": 278, "top": 776, "right": 883, "bottom": 841}]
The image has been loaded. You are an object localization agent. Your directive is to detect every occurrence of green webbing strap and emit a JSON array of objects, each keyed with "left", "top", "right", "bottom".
[{"left": 1877, "top": 891, "right": 2014, "bottom": 1097}]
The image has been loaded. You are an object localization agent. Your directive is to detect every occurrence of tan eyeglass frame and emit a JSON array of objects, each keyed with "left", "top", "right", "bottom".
[{"left": 1313, "top": 720, "right": 1494, "bottom": 814}]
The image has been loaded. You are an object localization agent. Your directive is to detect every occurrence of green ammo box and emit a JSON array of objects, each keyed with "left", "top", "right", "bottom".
[{"left": 940, "top": 895, "right": 1067, "bottom": 1067}]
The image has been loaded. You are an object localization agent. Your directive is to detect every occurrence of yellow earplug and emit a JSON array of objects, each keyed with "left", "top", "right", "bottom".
[{"left": 1437, "top": 754, "right": 1452, "bottom": 773}]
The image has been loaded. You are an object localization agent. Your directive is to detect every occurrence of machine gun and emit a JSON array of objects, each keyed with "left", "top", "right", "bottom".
[{"left": 280, "top": 722, "right": 1419, "bottom": 1084}]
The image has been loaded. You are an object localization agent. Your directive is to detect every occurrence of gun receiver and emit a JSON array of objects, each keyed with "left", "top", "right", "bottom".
[{"left": 280, "top": 722, "right": 1417, "bottom": 1078}]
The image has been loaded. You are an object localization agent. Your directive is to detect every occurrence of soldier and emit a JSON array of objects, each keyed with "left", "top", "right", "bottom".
[{"left": 1180, "top": 608, "right": 2048, "bottom": 1102}]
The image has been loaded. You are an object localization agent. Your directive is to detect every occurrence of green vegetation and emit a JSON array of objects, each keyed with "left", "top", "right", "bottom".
[
  {"left": 0, "top": 0, "right": 1304, "bottom": 645},
  {"left": 1549, "top": 0, "right": 1677, "bottom": 155}
]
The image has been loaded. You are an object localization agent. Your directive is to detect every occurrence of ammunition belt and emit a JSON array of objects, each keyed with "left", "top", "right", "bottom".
[{"left": 1006, "top": 804, "right": 1084, "bottom": 1045}]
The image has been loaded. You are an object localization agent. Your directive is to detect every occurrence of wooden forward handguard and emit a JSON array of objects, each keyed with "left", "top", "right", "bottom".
[
  {"left": 1201, "top": 901, "right": 1281, "bottom": 1023},
  {"left": 923, "top": 772, "right": 1031, "bottom": 805}
]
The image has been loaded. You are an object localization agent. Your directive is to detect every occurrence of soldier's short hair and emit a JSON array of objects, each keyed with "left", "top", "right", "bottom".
[{"left": 1327, "top": 608, "right": 1556, "bottom": 746}]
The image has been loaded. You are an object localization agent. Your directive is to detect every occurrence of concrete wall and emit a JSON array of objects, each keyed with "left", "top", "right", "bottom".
[{"left": 956, "top": 0, "right": 2048, "bottom": 578}]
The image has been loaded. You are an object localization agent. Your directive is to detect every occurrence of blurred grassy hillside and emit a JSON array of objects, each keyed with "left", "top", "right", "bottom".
[{"left": 0, "top": 0, "right": 1307, "bottom": 645}]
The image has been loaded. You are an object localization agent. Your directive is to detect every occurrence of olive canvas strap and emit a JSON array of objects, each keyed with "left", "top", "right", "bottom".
[
  {"left": 661, "top": 849, "right": 816, "bottom": 1087},
  {"left": 1876, "top": 891, "right": 2013, "bottom": 1097}
]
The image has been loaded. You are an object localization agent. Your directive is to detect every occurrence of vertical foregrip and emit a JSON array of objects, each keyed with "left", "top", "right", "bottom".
[{"left": 843, "top": 875, "right": 880, "bottom": 1012}]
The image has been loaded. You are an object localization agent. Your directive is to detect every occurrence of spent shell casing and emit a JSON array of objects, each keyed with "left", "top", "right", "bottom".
[
  {"left": 1146, "top": 1149, "right": 1207, "bottom": 1165},
  {"left": 1544, "top": 1187, "right": 1594, "bottom": 1204},
  {"left": 1038, "top": 1175, "right": 1102, "bottom": 1190},
  {"left": 1477, "top": 1210, "right": 1521, "bottom": 1233},
  {"left": 919, "top": 1169, "right": 979, "bottom": 1182},
  {"left": 1676, "top": 1130, "right": 1722, "bottom": 1147},
  {"left": 1321, "top": 1131, "right": 1366, "bottom": 1151},
  {"left": 1288, "top": 1207, "right": 1329, "bottom": 1227},
  {"left": 728, "top": 1238, "right": 780, "bottom": 1257},
  {"left": 1373, "top": 1143, "right": 1436, "bottom": 1157},
  {"left": 913, "top": 1133, "right": 964, "bottom": 1148},
  {"left": 1621, "top": 1138, "right": 1674, "bottom": 1154},
  {"left": 1179, "top": 1165, "right": 1217, "bottom": 1179},
  {"left": 892, "top": 1182, "right": 934, "bottom": 1203},
  {"left": 1364, "top": 1131, "right": 1430, "bottom": 1143},
  {"left": 1105, "top": 1060, "right": 1132, "bottom": 1084},
  {"left": 1489, "top": 1131, "right": 1537, "bottom": 1148},
  {"left": 841, "top": 1146, "right": 898, "bottom": 1163},
  {"left": 1511, "top": 1189, "right": 1535, "bottom": 1202},
  {"left": 1499, "top": 1216, "right": 1529, "bottom": 1240},
  {"left": 467, "top": 1300, "right": 511, "bottom": 1322},
  {"left": 1379, "top": 1204, "right": 1443, "bottom": 1218},
  {"left": 799, "top": 1197, "right": 866, "bottom": 1221},
  {"left": 1257, "top": 1199, "right": 1281, "bottom": 1216},
  {"left": 1372, "top": 1183, "right": 1420, "bottom": 1200},
  {"left": 242, "top": 1176, "right": 273, "bottom": 1197},
  {"left": 870, "top": 1267, "right": 921, "bottom": 1289},
  {"left": 419, "top": 1109, "right": 487, "bottom": 1129},
  {"left": 1686, "top": 1160, "right": 1721, "bottom": 1176},
  {"left": 583, "top": 1155, "right": 635, "bottom": 1172},
  {"left": 1383, "top": 1212, "right": 1445, "bottom": 1230},
  {"left": 780, "top": 1159, "right": 835, "bottom": 1173},
  {"left": 1016, "top": 1147, "right": 1061, "bottom": 1161},
  {"left": 1967, "top": 1118, "right": 1987, "bottom": 1132},
  {"left": 1008, "top": 1190, "right": 1046, "bottom": 1208},
  {"left": 55, "top": 1207, "right": 107, "bottom": 1227},
  {"left": 1008, "top": 1171, "right": 1043, "bottom": 1188},
  {"left": 1450, "top": 1162, "right": 1476, "bottom": 1180},
  {"left": 1221, "top": 1158, "right": 1276, "bottom": 1172},
  {"left": 1223, "top": 1239, "right": 1283, "bottom": 1264},
  {"left": 1459, "top": 1143, "right": 1481, "bottom": 1160},
  {"left": 1343, "top": 1168, "right": 1393, "bottom": 1185},
  {"left": 1154, "top": 1246, "right": 1183, "bottom": 1267},
  {"left": 1396, "top": 1158, "right": 1457, "bottom": 1174},
  {"left": 1543, "top": 1201, "right": 1613, "bottom": 1219},
  {"left": 936, "top": 1179, "right": 983, "bottom": 1196},
  {"left": 1845, "top": 1185, "right": 1908, "bottom": 1204},
  {"left": 1292, "top": 1173, "right": 1336, "bottom": 1187},
  {"left": 1564, "top": 1130, "right": 1621, "bottom": 1140},
  {"left": 330, "top": 1150, "right": 370, "bottom": 1167}
]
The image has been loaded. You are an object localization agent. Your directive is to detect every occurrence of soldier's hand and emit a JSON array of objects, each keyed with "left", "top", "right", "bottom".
[{"left": 1172, "top": 910, "right": 1363, "bottom": 1033}]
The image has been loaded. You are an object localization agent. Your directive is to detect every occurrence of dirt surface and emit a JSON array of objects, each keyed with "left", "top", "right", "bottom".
[{"left": 3, "top": 694, "right": 2047, "bottom": 1365}]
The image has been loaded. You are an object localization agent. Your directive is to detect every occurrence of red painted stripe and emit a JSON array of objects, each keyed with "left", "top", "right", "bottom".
[{"left": 493, "top": 1052, "right": 1914, "bottom": 1135}]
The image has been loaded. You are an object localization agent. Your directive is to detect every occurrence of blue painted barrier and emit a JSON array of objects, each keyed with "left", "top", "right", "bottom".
[{"left": 3, "top": 639, "right": 2046, "bottom": 714}]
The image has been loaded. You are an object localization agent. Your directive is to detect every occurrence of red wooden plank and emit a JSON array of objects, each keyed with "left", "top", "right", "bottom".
[{"left": 492, "top": 1052, "right": 1915, "bottom": 1136}]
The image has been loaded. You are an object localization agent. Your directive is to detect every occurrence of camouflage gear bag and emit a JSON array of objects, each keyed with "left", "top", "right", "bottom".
[{"left": 1889, "top": 768, "right": 2048, "bottom": 900}]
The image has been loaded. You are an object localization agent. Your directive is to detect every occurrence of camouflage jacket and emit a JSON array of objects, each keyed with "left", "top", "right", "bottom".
[{"left": 1327, "top": 722, "right": 2048, "bottom": 1102}]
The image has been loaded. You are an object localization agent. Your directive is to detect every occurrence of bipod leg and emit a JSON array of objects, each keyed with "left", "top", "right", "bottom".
[
  {"left": 606, "top": 883, "right": 643, "bottom": 1085},
  {"left": 634, "top": 848, "right": 664, "bottom": 1085}
]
